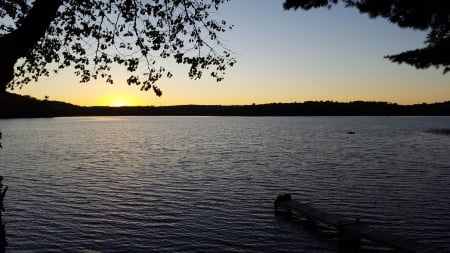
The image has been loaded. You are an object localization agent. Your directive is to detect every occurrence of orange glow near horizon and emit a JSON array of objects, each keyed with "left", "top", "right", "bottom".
[{"left": 99, "top": 92, "right": 143, "bottom": 107}]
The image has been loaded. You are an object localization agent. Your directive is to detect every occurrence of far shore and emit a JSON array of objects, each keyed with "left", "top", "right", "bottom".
[{"left": 1, "top": 92, "right": 450, "bottom": 118}]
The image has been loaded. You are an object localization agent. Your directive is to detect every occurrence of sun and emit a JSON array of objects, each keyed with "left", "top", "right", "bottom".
[
  {"left": 99, "top": 89, "right": 148, "bottom": 107},
  {"left": 103, "top": 95, "right": 136, "bottom": 107},
  {"left": 110, "top": 99, "right": 128, "bottom": 107}
]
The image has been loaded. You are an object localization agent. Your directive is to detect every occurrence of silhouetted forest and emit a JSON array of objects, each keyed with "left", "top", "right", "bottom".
[{"left": 1, "top": 92, "right": 449, "bottom": 118}]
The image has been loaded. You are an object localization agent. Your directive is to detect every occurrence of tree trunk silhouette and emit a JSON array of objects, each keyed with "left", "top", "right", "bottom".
[{"left": 0, "top": 0, "right": 61, "bottom": 92}]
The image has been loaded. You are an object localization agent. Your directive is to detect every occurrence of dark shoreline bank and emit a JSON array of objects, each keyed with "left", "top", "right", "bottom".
[{"left": 1, "top": 92, "right": 450, "bottom": 118}]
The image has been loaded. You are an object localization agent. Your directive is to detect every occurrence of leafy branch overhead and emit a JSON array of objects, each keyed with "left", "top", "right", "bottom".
[
  {"left": 0, "top": 0, "right": 236, "bottom": 96},
  {"left": 284, "top": 0, "right": 450, "bottom": 73}
]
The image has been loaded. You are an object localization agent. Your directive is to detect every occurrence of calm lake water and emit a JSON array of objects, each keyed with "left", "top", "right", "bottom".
[{"left": 1, "top": 116, "right": 449, "bottom": 252}]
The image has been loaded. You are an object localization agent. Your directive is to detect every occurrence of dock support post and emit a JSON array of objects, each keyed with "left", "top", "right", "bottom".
[
  {"left": 274, "top": 194, "right": 292, "bottom": 218},
  {"left": 337, "top": 220, "right": 361, "bottom": 252},
  {"left": 306, "top": 217, "right": 317, "bottom": 228}
]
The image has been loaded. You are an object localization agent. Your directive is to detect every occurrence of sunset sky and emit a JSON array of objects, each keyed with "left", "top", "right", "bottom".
[{"left": 12, "top": 0, "right": 450, "bottom": 106}]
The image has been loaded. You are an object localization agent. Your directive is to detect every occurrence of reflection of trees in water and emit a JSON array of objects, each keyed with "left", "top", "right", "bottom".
[{"left": 0, "top": 176, "right": 7, "bottom": 252}]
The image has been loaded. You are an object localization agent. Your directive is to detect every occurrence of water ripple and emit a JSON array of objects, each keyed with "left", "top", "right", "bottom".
[{"left": 1, "top": 116, "right": 450, "bottom": 252}]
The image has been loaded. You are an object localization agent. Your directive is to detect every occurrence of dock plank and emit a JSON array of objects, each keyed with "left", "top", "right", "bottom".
[{"left": 280, "top": 200, "right": 344, "bottom": 227}]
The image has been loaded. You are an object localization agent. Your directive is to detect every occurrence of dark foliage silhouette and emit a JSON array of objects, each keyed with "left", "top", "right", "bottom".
[
  {"left": 0, "top": 0, "right": 235, "bottom": 96},
  {"left": 284, "top": 0, "right": 450, "bottom": 73}
]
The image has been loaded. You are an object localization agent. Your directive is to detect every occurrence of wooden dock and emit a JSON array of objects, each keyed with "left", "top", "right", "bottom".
[{"left": 274, "top": 194, "right": 448, "bottom": 253}]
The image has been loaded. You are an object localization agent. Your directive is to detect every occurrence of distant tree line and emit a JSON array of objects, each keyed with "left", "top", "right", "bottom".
[{"left": 1, "top": 93, "right": 449, "bottom": 118}]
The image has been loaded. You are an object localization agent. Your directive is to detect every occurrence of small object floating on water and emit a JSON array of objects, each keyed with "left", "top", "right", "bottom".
[{"left": 346, "top": 131, "right": 356, "bottom": 134}]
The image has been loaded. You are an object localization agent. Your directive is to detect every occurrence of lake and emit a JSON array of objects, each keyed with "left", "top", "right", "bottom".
[{"left": 1, "top": 116, "right": 449, "bottom": 252}]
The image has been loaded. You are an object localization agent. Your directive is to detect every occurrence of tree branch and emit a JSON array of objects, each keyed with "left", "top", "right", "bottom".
[{"left": 0, "top": 0, "right": 62, "bottom": 91}]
